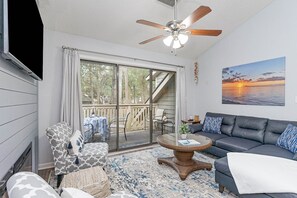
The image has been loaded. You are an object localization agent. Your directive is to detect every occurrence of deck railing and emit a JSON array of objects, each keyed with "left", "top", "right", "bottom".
[{"left": 82, "top": 104, "right": 157, "bottom": 131}]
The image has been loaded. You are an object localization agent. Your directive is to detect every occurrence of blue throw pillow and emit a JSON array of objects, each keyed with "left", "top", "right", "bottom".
[
  {"left": 276, "top": 124, "right": 297, "bottom": 154},
  {"left": 202, "top": 116, "right": 223, "bottom": 134}
]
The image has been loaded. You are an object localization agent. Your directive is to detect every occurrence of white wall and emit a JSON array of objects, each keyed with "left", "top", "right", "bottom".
[
  {"left": 38, "top": 30, "right": 194, "bottom": 168},
  {"left": 0, "top": 59, "right": 38, "bottom": 179},
  {"left": 187, "top": 0, "right": 297, "bottom": 121}
]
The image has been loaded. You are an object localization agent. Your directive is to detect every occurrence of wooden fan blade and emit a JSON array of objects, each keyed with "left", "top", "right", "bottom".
[
  {"left": 189, "top": 29, "right": 222, "bottom": 36},
  {"left": 136, "top": 19, "right": 166, "bottom": 30},
  {"left": 181, "top": 6, "right": 212, "bottom": 29},
  {"left": 139, "top": 35, "right": 164, "bottom": 45}
]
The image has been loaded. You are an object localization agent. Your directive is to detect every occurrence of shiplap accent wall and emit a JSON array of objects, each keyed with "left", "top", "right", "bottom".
[{"left": 0, "top": 59, "right": 38, "bottom": 180}]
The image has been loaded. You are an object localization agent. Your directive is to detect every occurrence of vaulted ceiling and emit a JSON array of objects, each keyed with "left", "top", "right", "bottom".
[{"left": 37, "top": 0, "right": 272, "bottom": 59}]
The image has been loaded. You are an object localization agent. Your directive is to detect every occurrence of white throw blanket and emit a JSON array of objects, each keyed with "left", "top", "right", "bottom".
[{"left": 227, "top": 152, "right": 297, "bottom": 194}]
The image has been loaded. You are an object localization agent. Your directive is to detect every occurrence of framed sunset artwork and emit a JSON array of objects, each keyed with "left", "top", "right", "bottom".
[{"left": 222, "top": 57, "right": 285, "bottom": 106}]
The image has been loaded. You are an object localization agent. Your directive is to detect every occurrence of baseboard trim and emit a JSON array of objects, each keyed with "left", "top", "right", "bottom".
[
  {"left": 108, "top": 144, "right": 159, "bottom": 157},
  {"left": 38, "top": 162, "right": 54, "bottom": 170},
  {"left": 38, "top": 144, "right": 159, "bottom": 170}
]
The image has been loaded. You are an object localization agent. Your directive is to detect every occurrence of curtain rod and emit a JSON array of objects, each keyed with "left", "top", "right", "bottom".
[{"left": 62, "top": 45, "right": 184, "bottom": 68}]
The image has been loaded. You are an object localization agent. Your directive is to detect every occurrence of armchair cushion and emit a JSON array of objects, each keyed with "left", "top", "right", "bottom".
[{"left": 65, "top": 142, "right": 108, "bottom": 173}]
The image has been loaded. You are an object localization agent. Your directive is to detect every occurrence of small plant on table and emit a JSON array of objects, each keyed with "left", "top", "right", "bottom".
[{"left": 179, "top": 123, "right": 189, "bottom": 139}]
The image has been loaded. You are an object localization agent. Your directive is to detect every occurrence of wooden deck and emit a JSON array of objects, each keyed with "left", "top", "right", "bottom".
[{"left": 92, "top": 126, "right": 175, "bottom": 151}]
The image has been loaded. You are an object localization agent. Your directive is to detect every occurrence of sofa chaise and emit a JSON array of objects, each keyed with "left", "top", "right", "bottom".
[{"left": 190, "top": 112, "right": 297, "bottom": 198}]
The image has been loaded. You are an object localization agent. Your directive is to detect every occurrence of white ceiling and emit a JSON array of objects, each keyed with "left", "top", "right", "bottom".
[{"left": 37, "top": 0, "right": 273, "bottom": 59}]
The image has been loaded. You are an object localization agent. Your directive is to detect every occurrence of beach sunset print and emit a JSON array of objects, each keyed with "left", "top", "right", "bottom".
[{"left": 222, "top": 57, "right": 285, "bottom": 106}]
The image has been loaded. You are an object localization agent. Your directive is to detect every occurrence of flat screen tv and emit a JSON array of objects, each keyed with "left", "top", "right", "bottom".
[{"left": 0, "top": 0, "right": 44, "bottom": 80}]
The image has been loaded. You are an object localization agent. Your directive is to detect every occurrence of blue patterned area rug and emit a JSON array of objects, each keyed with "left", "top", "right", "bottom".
[{"left": 106, "top": 147, "right": 237, "bottom": 198}]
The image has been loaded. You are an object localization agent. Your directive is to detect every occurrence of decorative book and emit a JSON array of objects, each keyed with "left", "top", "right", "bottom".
[{"left": 178, "top": 139, "right": 201, "bottom": 146}]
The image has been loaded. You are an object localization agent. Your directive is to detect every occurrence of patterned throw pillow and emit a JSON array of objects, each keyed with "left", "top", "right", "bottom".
[
  {"left": 276, "top": 124, "right": 297, "bottom": 154},
  {"left": 202, "top": 116, "right": 223, "bottom": 134},
  {"left": 67, "top": 130, "right": 84, "bottom": 155}
]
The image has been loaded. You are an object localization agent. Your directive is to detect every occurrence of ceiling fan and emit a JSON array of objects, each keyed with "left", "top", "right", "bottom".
[{"left": 136, "top": 0, "right": 222, "bottom": 49}]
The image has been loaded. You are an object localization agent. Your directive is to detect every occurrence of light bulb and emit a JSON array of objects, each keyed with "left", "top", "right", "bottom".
[
  {"left": 163, "top": 35, "right": 173, "bottom": 46},
  {"left": 178, "top": 34, "right": 188, "bottom": 45},
  {"left": 172, "top": 39, "right": 181, "bottom": 49}
]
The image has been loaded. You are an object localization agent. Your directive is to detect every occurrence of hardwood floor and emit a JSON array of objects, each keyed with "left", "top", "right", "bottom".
[{"left": 38, "top": 168, "right": 54, "bottom": 182}]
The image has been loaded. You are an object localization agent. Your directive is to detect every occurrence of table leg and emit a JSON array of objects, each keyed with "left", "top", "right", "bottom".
[{"left": 157, "top": 150, "right": 212, "bottom": 180}]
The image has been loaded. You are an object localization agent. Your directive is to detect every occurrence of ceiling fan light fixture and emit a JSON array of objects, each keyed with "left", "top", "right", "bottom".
[
  {"left": 163, "top": 35, "right": 173, "bottom": 46},
  {"left": 137, "top": 5, "right": 222, "bottom": 51},
  {"left": 172, "top": 38, "right": 182, "bottom": 49},
  {"left": 178, "top": 33, "right": 188, "bottom": 45}
]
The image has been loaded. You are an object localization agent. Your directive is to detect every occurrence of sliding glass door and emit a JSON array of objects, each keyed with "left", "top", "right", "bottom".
[
  {"left": 81, "top": 60, "right": 176, "bottom": 151},
  {"left": 118, "top": 66, "right": 151, "bottom": 148},
  {"left": 151, "top": 70, "right": 176, "bottom": 142},
  {"left": 81, "top": 60, "right": 118, "bottom": 150}
]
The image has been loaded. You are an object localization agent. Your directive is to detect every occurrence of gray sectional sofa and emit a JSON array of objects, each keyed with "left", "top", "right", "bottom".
[{"left": 190, "top": 112, "right": 297, "bottom": 198}]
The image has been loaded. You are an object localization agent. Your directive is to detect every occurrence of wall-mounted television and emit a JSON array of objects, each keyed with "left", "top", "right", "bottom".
[{"left": 0, "top": 0, "right": 44, "bottom": 80}]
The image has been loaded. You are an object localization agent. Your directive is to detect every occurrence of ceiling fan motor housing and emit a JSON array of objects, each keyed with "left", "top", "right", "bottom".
[{"left": 158, "top": 0, "right": 177, "bottom": 7}]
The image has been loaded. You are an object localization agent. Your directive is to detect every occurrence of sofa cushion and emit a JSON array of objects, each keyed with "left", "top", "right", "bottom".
[
  {"left": 205, "top": 146, "right": 229, "bottom": 158},
  {"left": 196, "top": 132, "right": 228, "bottom": 145},
  {"left": 216, "top": 137, "right": 262, "bottom": 152},
  {"left": 215, "top": 144, "right": 295, "bottom": 178},
  {"left": 202, "top": 116, "right": 223, "bottom": 134},
  {"left": 214, "top": 156, "right": 231, "bottom": 177},
  {"left": 264, "top": 120, "right": 297, "bottom": 145},
  {"left": 232, "top": 116, "right": 268, "bottom": 143},
  {"left": 276, "top": 124, "right": 297, "bottom": 153},
  {"left": 245, "top": 145, "right": 294, "bottom": 159},
  {"left": 188, "top": 124, "right": 203, "bottom": 133},
  {"left": 205, "top": 112, "right": 236, "bottom": 136},
  {"left": 293, "top": 153, "right": 297, "bottom": 160}
]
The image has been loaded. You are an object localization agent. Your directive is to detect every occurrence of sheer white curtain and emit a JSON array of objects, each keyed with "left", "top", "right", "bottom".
[
  {"left": 175, "top": 66, "right": 187, "bottom": 134},
  {"left": 60, "top": 48, "right": 83, "bottom": 131}
]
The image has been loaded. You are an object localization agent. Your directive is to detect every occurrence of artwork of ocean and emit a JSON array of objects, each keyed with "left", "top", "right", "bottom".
[{"left": 222, "top": 57, "right": 285, "bottom": 106}]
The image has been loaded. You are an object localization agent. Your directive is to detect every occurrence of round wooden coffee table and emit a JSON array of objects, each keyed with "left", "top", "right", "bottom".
[{"left": 157, "top": 134, "right": 212, "bottom": 180}]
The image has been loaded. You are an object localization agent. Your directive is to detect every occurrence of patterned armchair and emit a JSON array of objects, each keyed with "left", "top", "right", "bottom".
[{"left": 46, "top": 122, "right": 108, "bottom": 186}]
